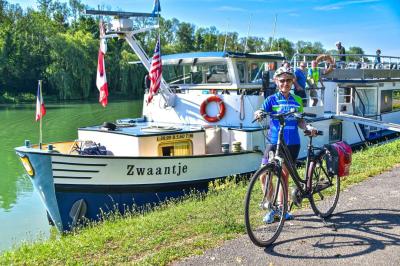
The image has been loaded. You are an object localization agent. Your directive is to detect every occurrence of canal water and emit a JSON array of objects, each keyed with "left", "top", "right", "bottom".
[{"left": 0, "top": 100, "right": 142, "bottom": 253}]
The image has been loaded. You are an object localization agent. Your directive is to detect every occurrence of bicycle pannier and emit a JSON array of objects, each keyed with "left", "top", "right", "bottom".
[{"left": 324, "top": 141, "right": 352, "bottom": 177}]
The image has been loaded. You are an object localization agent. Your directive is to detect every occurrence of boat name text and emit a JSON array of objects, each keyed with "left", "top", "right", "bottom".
[
  {"left": 157, "top": 133, "right": 193, "bottom": 141},
  {"left": 127, "top": 163, "right": 188, "bottom": 176}
]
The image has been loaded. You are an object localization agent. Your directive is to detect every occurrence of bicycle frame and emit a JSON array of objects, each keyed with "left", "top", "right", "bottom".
[{"left": 272, "top": 116, "right": 321, "bottom": 197}]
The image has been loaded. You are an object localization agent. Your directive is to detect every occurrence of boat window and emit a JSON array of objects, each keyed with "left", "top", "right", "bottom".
[
  {"left": 237, "top": 62, "right": 247, "bottom": 83},
  {"left": 380, "top": 90, "right": 392, "bottom": 113},
  {"left": 393, "top": 90, "right": 400, "bottom": 111},
  {"left": 163, "top": 60, "right": 230, "bottom": 85},
  {"left": 237, "top": 61, "right": 274, "bottom": 84},
  {"left": 329, "top": 123, "right": 342, "bottom": 143},
  {"left": 354, "top": 89, "right": 377, "bottom": 115},
  {"left": 158, "top": 140, "right": 193, "bottom": 156}
]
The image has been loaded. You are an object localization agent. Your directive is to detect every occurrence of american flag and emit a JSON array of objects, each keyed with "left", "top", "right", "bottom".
[
  {"left": 147, "top": 37, "right": 162, "bottom": 104},
  {"left": 35, "top": 81, "right": 46, "bottom": 121},
  {"left": 96, "top": 19, "right": 108, "bottom": 107}
]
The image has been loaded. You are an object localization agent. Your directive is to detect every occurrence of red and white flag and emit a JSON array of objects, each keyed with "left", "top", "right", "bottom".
[
  {"left": 147, "top": 37, "right": 162, "bottom": 104},
  {"left": 35, "top": 81, "right": 46, "bottom": 121},
  {"left": 96, "top": 19, "right": 108, "bottom": 107}
]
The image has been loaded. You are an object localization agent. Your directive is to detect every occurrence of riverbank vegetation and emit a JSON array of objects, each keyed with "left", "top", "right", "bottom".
[
  {"left": 1, "top": 139, "right": 400, "bottom": 265},
  {"left": 0, "top": 0, "right": 366, "bottom": 103}
]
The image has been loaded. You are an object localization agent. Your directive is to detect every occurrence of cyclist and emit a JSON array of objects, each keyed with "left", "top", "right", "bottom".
[{"left": 254, "top": 66, "right": 317, "bottom": 223}]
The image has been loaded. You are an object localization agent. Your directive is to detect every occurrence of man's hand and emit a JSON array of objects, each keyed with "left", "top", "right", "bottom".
[
  {"left": 306, "top": 124, "right": 318, "bottom": 136},
  {"left": 254, "top": 110, "right": 264, "bottom": 122}
]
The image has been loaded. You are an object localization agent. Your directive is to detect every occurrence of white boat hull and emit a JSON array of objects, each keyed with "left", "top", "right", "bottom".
[{"left": 15, "top": 147, "right": 262, "bottom": 231}]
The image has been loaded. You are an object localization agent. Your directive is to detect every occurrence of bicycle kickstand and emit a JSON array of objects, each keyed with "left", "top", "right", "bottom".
[{"left": 289, "top": 202, "right": 294, "bottom": 212}]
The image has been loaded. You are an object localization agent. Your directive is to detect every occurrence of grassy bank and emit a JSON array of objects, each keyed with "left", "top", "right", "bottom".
[{"left": 2, "top": 140, "right": 400, "bottom": 265}]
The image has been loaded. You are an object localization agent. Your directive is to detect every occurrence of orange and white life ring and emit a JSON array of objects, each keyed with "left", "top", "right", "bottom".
[
  {"left": 316, "top": 54, "right": 335, "bottom": 75},
  {"left": 200, "top": 95, "right": 226, "bottom": 123}
]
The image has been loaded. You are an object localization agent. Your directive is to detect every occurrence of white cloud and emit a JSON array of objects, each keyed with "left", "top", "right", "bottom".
[
  {"left": 215, "top": 6, "right": 247, "bottom": 12},
  {"left": 314, "top": 0, "right": 380, "bottom": 11}
]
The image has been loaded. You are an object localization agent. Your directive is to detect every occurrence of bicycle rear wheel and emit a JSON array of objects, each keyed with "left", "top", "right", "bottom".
[
  {"left": 244, "top": 164, "right": 287, "bottom": 247},
  {"left": 309, "top": 156, "right": 340, "bottom": 218}
]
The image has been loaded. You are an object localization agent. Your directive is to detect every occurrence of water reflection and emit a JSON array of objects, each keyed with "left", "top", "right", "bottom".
[{"left": 0, "top": 100, "right": 142, "bottom": 252}]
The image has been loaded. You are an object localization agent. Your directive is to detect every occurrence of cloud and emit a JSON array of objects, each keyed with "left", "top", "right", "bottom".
[
  {"left": 215, "top": 6, "right": 247, "bottom": 12},
  {"left": 314, "top": 0, "right": 380, "bottom": 11}
]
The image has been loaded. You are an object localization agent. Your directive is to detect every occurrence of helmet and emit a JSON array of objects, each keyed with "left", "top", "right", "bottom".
[
  {"left": 335, "top": 41, "right": 341, "bottom": 46},
  {"left": 273, "top": 66, "right": 294, "bottom": 78}
]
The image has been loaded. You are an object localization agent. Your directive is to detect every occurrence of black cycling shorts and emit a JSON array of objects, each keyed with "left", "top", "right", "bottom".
[{"left": 262, "top": 144, "right": 300, "bottom": 165}]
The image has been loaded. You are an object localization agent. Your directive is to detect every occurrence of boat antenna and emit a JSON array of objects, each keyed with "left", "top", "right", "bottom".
[
  {"left": 223, "top": 18, "right": 229, "bottom": 52},
  {"left": 244, "top": 13, "right": 252, "bottom": 53},
  {"left": 269, "top": 13, "right": 277, "bottom": 51}
]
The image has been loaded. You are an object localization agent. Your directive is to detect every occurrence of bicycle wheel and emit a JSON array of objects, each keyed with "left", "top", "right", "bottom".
[
  {"left": 244, "top": 164, "right": 287, "bottom": 247},
  {"left": 309, "top": 155, "right": 340, "bottom": 218}
]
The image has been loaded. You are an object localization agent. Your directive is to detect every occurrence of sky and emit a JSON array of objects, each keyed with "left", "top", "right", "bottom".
[{"left": 9, "top": 0, "right": 400, "bottom": 56}]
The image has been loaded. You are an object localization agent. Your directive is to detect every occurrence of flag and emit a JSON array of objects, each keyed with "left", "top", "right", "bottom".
[
  {"left": 151, "top": 0, "right": 161, "bottom": 16},
  {"left": 96, "top": 19, "right": 108, "bottom": 107},
  {"left": 35, "top": 81, "right": 46, "bottom": 121},
  {"left": 147, "top": 37, "right": 162, "bottom": 104}
]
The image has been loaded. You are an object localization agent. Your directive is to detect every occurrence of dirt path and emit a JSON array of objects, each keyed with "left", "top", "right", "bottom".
[{"left": 175, "top": 167, "right": 400, "bottom": 265}]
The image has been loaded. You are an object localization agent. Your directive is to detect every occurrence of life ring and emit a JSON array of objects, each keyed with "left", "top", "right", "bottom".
[
  {"left": 200, "top": 95, "right": 226, "bottom": 123},
  {"left": 316, "top": 54, "right": 335, "bottom": 75}
]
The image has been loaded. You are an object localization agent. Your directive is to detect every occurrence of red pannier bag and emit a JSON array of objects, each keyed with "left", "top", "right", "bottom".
[{"left": 325, "top": 141, "right": 352, "bottom": 177}]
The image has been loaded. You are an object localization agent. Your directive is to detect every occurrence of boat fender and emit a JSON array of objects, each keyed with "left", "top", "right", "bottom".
[
  {"left": 200, "top": 95, "right": 226, "bottom": 123},
  {"left": 102, "top": 121, "right": 117, "bottom": 131},
  {"left": 316, "top": 54, "right": 335, "bottom": 75}
]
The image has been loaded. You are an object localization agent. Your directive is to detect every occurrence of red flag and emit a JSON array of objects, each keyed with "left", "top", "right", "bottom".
[
  {"left": 96, "top": 20, "right": 108, "bottom": 107},
  {"left": 147, "top": 37, "right": 162, "bottom": 104},
  {"left": 35, "top": 82, "right": 46, "bottom": 121}
]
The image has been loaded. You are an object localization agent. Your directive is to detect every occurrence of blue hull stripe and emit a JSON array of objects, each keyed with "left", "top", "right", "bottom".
[{"left": 55, "top": 177, "right": 218, "bottom": 193}]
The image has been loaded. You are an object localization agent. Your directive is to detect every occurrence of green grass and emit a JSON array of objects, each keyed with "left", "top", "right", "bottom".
[{"left": 2, "top": 140, "right": 400, "bottom": 265}]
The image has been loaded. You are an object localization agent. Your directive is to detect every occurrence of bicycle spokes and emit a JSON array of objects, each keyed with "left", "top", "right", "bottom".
[
  {"left": 309, "top": 158, "right": 340, "bottom": 218},
  {"left": 244, "top": 165, "right": 287, "bottom": 247}
]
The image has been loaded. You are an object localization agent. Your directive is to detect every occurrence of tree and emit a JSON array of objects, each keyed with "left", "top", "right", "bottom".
[
  {"left": 69, "top": 0, "right": 84, "bottom": 22},
  {"left": 270, "top": 38, "right": 295, "bottom": 59},
  {"left": 347, "top": 46, "right": 365, "bottom": 62},
  {"left": 46, "top": 30, "right": 97, "bottom": 99},
  {"left": 175, "top": 22, "right": 195, "bottom": 52},
  {"left": 37, "top": 0, "right": 52, "bottom": 15},
  {"left": 50, "top": 1, "right": 70, "bottom": 27}
]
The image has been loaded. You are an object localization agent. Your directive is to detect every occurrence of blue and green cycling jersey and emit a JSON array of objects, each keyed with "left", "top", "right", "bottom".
[{"left": 262, "top": 92, "right": 304, "bottom": 145}]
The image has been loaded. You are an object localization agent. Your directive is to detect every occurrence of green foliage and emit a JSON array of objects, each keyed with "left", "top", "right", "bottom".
[
  {"left": 347, "top": 46, "right": 365, "bottom": 61},
  {"left": 46, "top": 30, "right": 97, "bottom": 100},
  {"left": 0, "top": 1, "right": 370, "bottom": 101}
]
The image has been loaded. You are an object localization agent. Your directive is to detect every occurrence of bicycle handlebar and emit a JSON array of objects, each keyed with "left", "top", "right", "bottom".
[{"left": 252, "top": 110, "right": 317, "bottom": 123}]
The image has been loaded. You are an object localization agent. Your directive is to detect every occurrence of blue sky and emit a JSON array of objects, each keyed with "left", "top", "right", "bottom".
[{"left": 10, "top": 0, "right": 400, "bottom": 55}]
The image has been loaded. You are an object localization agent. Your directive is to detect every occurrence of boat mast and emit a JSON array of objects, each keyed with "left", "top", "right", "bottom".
[
  {"left": 244, "top": 13, "right": 252, "bottom": 53},
  {"left": 85, "top": 10, "right": 176, "bottom": 107},
  {"left": 269, "top": 14, "right": 277, "bottom": 51}
]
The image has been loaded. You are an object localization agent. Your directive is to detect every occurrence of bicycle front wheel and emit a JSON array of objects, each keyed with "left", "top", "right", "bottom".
[
  {"left": 244, "top": 164, "right": 287, "bottom": 247},
  {"left": 309, "top": 157, "right": 340, "bottom": 218}
]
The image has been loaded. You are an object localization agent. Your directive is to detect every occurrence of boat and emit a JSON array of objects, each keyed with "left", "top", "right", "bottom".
[{"left": 15, "top": 10, "right": 400, "bottom": 232}]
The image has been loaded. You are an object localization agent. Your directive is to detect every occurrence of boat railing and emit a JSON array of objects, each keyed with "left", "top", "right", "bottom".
[
  {"left": 293, "top": 53, "right": 400, "bottom": 68},
  {"left": 292, "top": 53, "right": 400, "bottom": 80}
]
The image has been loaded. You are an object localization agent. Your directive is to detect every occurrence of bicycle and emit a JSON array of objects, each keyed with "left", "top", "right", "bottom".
[{"left": 244, "top": 110, "right": 340, "bottom": 247}]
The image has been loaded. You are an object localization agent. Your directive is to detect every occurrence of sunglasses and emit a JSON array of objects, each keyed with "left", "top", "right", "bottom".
[{"left": 278, "top": 78, "right": 293, "bottom": 83}]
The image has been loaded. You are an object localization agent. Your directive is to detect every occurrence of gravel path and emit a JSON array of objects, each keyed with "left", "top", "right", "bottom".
[{"left": 175, "top": 166, "right": 400, "bottom": 265}]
